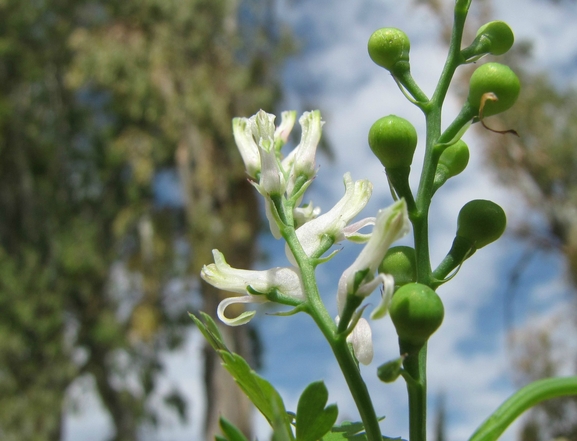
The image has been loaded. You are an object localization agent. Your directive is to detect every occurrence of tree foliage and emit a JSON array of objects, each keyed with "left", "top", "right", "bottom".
[{"left": 0, "top": 0, "right": 287, "bottom": 439}]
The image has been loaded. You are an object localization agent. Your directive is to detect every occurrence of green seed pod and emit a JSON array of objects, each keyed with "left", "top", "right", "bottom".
[
  {"left": 368, "top": 115, "right": 417, "bottom": 169},
  {"left": 377, "top": 356, "right": 404, "bottom": 383},
  {"left": 368, "top": 28, "right": 410, "bottom": 75},
  {"left": 476, "top": 21, "right": 515, "bottom": 55},
  {"left": 467, "top": 62, "right": 520, "bottom": 117},
  {"left": 456, "top": 199, "right": 507, "bottom": 249},
  {"left": 438, "top": 140, "right": 470, "bottom": 178},
  {"left": 379, "top": 246, "right": 416, "bottom": 287},
  {"left": 433, "top": 140, "right": 470, "bottom": 192},
  {"left": 389, "top": 283, "right": 444, "bottom": 347}
]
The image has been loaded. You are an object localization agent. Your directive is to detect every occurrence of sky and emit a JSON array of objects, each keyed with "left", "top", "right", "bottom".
[{"left": 63, "top": 0, "right": 577, "bottom": 440}]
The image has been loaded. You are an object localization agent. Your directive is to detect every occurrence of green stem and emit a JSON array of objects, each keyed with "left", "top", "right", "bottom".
[
  {"left": 396, "top": 71, "right": 430, "bottom": 107},
  {"left": 413, "top": 106, "right": 441, "bottom": 285},
  {"left": 282, "top": 225, "right": 382, "bottom": 441},
  {"left": 402, "top": 4, "right": 472, "bottom": 441},
  {"left": 432, "top": 3, "right": 469, "bottom": 106},
  {"left": 431, "top": 236, "right": 475, "bottom": 287},
  {"left": 330, "top": 336, "right": 382, "bottom": 441},
  {"left": 400, "top": 341, "right": 428, "bottom": 441},
  {"left": 469, "top": 377, "right": 577, "bottom": 441}
]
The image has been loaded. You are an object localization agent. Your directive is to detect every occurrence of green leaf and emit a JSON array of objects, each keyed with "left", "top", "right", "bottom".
[
  {"left": 219, "top": 417, "right": 250, "bottom": 441},
  {"left": 189, "top": 312, "right": 227, "bottom": 352},
  {"left": 320, "top": 419, "right": 399, "bottom": 441},
  {"left": 321, "top": 420, "right": 367, "bottom": 440},
  {"left": 191, "top": 312, "right": 294, "bottom": 440},
  {"left": 219, "top": 351, "right": 291, "bottom": 433},
  {"left": 295, "top": 381, "right": 338, "bottom": 441}
]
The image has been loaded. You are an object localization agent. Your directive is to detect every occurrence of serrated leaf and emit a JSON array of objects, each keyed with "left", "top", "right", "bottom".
[
  {"left": 296, "top": 381, "right": 338, "bottom": 441},
  {"left": 219, "top": 416, "right": 250, "bottom": 441}
]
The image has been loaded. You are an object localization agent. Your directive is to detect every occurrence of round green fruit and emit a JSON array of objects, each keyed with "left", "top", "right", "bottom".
[
  {"left": 476, "top": 21, "right": 515, "bottom": 56},
  {"left": 379, "top": 246, "right": 416, "bottom": 286},
  {"left": 456, "top": 199, "right": 506, "bottom": 249},
  {"left": 389, "top": 283, "right": 444, "bottom": 346},
  {"left": 368, "top": 115, "right": 417, "bottom": 169},
  {"left": 467, "top": 62, "right": 520, "bottom": 117},
  {"left": 368, "top": 28, "right": 410, "bottom": 74}
]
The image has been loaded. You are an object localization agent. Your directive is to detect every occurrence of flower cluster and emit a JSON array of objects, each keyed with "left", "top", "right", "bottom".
[
  {"left": 200, "top": 110, "right": 410, "bottom": 365},
  {"left": 233, "top": 110, "right": 322, "bottom": 238}
]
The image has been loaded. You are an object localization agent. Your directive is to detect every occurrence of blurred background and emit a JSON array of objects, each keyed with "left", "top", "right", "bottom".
[{"left": 1, "top": 0, "right": 577, "bottom": 440}]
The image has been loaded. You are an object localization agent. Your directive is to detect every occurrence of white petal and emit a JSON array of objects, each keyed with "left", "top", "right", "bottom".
[
  {"left": 284, "top": 111, "right": 323, "bottom": 195},
  {"left": 338, "top": 199, "right": 409, "bottom": 299},
  {"left": 232, "top": 118, "right": 260, "bottom": 178},
  {"left": 356, "top": 199, "right": 410, "bottom": 274},
  {"left": 347, "top": 318, "right": 373, "bottom": 365},
  {"left": 274, "top": 110, "right": 297, "bottom": 147},
  {"left": 289, "top": 173, "right": 372, "bottom": 261},
  {"left": 258, "top": 146, "right": 286, "bottom": 195},
  {"left": 251, "top": 110, "right": 276, "bottom": 144},
  {"left": 293, "top": 110, "right": 323, "bottom": 177},
  {"left": 370, "top": 274, "right": 395, "bottom": 320},
  {"left": 338, "top": 217, "right": 376, "bottom": 243},
  {"left": 293, "top": 202, "right": 321, "bottom": 228},
  {"left": 217, "top": 295, "right": 269, "bottom": 326},
  {"left": 262, "top": 197, "right": 282, "bottom": 239}
]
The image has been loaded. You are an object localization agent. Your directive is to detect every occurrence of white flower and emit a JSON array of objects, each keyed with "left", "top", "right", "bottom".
[
  {"left": 286, "top": 173, "right": 373, "bottom": 264},
  {"left": 293, "top": 201, "right": 321, "bottom": 228},
  {"left": 337, "top": 199, "right": 410, "bottom": 317},
  {"left": 232, "top": 110, "right": 297, "bottom": 182},
  {"left": 251, "top": 109, "right": 276, "bottom": 147},
  {"left": 347, "top": 318, "right": 373, "bottom": 365},
  {"left": 232, "top": 110, "right": 324, "bottom": 238},
  {"left": 274, "top": 110, "right": 297, "bottom": 147},
  {"left": 335, "top": 199, "right": 410, "bottom": 365},
  {"left": 200, "top": 249, "right": 304, "bottom": 326},
  {"left": 257, "top": 144, "right": 286, "bottom": 196},
  {"left": 232, "top": 117, "right": 261, "bottom": 179},
  {"left": 285, "top": 110, "right": 324, "bottom": 195},
  {"left": 335, "top": 315, "right": 374, "bottom": 365}
]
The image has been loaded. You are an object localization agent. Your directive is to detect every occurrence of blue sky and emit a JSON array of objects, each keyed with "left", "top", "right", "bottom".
[{"left": 63, "top": 1, "right": 577, "bottom": 440}]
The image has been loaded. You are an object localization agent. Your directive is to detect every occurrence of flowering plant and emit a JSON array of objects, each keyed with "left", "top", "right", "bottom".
[{"left": 192, "top": 1, "right": 577, "bottom": 440}]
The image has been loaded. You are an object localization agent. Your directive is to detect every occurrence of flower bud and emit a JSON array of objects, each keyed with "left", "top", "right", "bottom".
[
  {"left": 379, "top": 246, "right": 416, "bottom": 287},
  {"left": 456, "top": 199, "right": 506, "bottom": 249},
  {"left": 389, "top": 283, "right": 444, "bottom": 347},
  {"left": 368, "top": 115, "right": 417, "bottom": 169},
  {"left": 368, "top": 28, "right": 410, "bottom": 76},
  {"left": 467, "top": 62, "right": 520, "bottom": 117}
]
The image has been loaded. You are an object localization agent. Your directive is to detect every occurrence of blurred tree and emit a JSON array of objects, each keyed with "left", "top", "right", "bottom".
[{"left": 0, "top": 0, "right": 287, "bottom": 440}]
